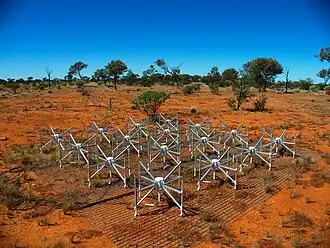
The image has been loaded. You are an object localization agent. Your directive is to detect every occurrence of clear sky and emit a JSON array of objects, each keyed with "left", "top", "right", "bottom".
[{"left": 0, "top": 0, "right": 329, "bottom": 82}]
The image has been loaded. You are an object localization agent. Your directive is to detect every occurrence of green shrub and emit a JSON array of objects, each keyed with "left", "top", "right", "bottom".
[
  {"left": 324, "top": 86, "right": 330, "bottom": 91},
  {"left": 182, "top": 83, "right": 201, "bottom": 95},
  {"left": 309, "top": 85, "right": 320, "bottom": 92},
  {"left": 182, "top": 85, "right": 194, "bottom": 95},
  {"left": 131, "top": 91, "right": 169, "bottom": 118},
  {"left": 253, "top": 95, "right": 268, "bottom": 112}
]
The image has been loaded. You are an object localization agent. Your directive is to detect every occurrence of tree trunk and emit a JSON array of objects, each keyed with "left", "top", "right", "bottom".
[
  {"left": 285, "top": 81, "right": 288, "bottom": 93},
  {"left": 114, "top": 77, "right": 117, "bottom": 90}
]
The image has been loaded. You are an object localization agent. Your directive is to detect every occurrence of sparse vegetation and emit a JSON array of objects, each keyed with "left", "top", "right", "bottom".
[
  {"left": 0, "top": 175, "right": 24, "bottom": 208},
  {"left": 281, "top": 211, "right": 313, "bottom": 228},
  {"left": 62, "top": 189, "right": 88, "bottom": 211},
  {"left": 228, "top": 70, "right": 253, "bottom": 111},
  {"left": 254, "top": 232, "right": 283, "bottom": 248},
  {"left": 253, "top": 95, "right": 268, "bottom": 111},
  {"left": 199, "top": 209, "right": 219, "bottom": 223}
]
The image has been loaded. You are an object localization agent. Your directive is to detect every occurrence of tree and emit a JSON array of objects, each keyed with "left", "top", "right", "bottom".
[
  {"left": 315, "top": 47, "right": 330, "bottom": 62},
  {"left": 27, "top": 77, "right": 33, "bottom": 83},
  {"left": 45, "top": 67, "right": 52, "bottom": 90},
  {"left": 122, "top": 69, "right": 139, "bottom": 86},
  {"left": 93, "top": 69, "right": 109, "bottom": 84},
  {"left": 155, "top": 59, "right": 182, "bottom": 86},
  {"left": 244, "top": 58, "right": 283, "bottom": 92},
  {"left": 315, "top": 47, "right": 330, "bottom": 86},
  {"left": 105, "top": 60, "right": 128, "bottom": 90},
  {"left": 206, "top": 66, "right": 222, "bottom": 93},
  {"left": 284, "top": 68, "right": 290, "bottom": 92},
  {"left": 227, "top": 70, "right": 253, "bottom": 111},
  {"left": 317, "top": 69, "right": 330, "bottom": 86},
  {"left": 132, "top": 91, "right": 169, "bottom": 119},
  {"left": 222, "top": 68, "right": 239, "bottom": 84},
  {"left": 68, "top": 61, "right": 88, "bottom": 80}
]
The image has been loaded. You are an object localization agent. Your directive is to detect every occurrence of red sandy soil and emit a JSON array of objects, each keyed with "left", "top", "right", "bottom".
[{"left": 0, "top": 85, "right": 329, "bottom": 247}]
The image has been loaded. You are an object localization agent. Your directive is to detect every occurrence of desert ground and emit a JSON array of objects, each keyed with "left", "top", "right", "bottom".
[{"left": 0, "top": 84, "right": 329, "bottom": 248}]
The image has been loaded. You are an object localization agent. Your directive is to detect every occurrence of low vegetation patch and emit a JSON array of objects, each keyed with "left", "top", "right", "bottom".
[
  {"left": 62, "top": 189, "right": 88, "bottom": 211},
  {"left": 0, "top": 174, "right": 24, "bottom": 208},
  {"left": 254, "top": 232, "right": 283, "bottom": 248},
  {"left": 281, "top": 211, "right": 313, "bottom": 228}
]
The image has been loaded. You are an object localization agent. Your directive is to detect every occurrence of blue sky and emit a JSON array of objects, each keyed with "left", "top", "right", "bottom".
[{"left": 0, "top": 0, "right": 328, "bottom": 82}]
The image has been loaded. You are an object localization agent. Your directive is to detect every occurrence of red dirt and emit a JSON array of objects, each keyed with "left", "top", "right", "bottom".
[{"left": 0, "top": 85, "right": 329, "bottom": 247}]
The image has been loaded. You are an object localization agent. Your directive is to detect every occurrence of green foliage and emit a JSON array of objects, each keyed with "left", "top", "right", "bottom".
[
  {"left": 206, "top": 66, "right": 222, "bottom": 93},
  {"left": 93, "top": 68, "right": 109, "bottom": 84},
  {"left": 222, "top": 68, "right": 239, "bottom": 82},
  {"left": 309, "top": 85, "right": 320, "bottom": 92},
  {"left": 253, "top": 95, "right": 268, "bottom": 112},
  {"left": 244, "top": 57, "right": 283, "bottom": 91},
  {"left": 105, "top": 60, "right": 128, "bottom": 90},
  {"left": 317, "top": 68, "right": 330, "bottom": 85},
  {"left": 68, "top": 61, "right": 87, "bottom": 80},
  {"left": 182, "top": 83, "right": 201, "bottom": 95},
  {"left": 315, "top": 47, "right": 330, "bottom": 62},
  {"left": 298, "top": 78, "right": 313, "bottom": 90},
  {"left": 228, "top": 70, "right": 252, "bottom": 111},
  {"left": 155, "top": 59, "right": 181, "bottom": 85},
  {"left": 132, "top": 91, "right": 169, "bottom": 118},
  {"left": 324, "top": 85, "right": 330, "bottom": 91}
]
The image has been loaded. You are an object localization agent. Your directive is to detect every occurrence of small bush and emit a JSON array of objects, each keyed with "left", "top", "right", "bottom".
[
  {"left": 199, "top": 209, "right": 219, "bottom": 223},
  {"left": 0, "top": 175, "right": 24, "bottom": 208},
  {"left": 305, "top": 195, "right": 313, "bottom": 203},
  {"left": 190, "top": 106, "right": 197, "bottom": 114},
  {"left": 309, "top": 85, "right": 320, "bottom": 92},
  {"left": 62, "top": 189, "right": 87, "bottom": 211},
  {"left": 23, "top": 210, "right": 41, "bottom": 219},
  {"left": 182, "top": 85, "right": 194, "bottom": 95},
  {"left": 253, "top": 95, "right": 268, "bottom": 112},
  {"left": 182, "top": 83, "right": 201, "bottom": 95},
  {"left": 39, "top": 218, "right": 50, "bottom": 226},
  {"left": 324, "top": 85, "right": 330, "bottom": 91},
  {"left": 208, "top": 221, "right": 232, "bottom": 244},
  {"left": 131, "top": 91, "right": 169, "bottom": 119},
  {"left": 254, "top": 233, "right": 283, "bottom": 248},
  {"left": 281, "top": 211, "right": 313, "bottom": 228},
  {"left": 291, "top": 236, "right": 307, "bottom": 248}
]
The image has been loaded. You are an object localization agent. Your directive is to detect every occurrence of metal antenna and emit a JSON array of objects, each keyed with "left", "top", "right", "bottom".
[
  {"left": 261, "top": 129, "right": 297, "bottom": 158},
  {"left": 89, "top": 121, "right": 114, "bottom": 147},
  {"left": 237, "top": 137, "right": 273, "bottom": 171},
  {"left": 40, "top": 126, "right": 72, "bottom": 166},
  {"left": 189, "top": 128, "right": 221, "bottom": 159},
  {"left": 157, "top": 114, "right": 179, "bottom": 133},
  {"left": 220, "top": 122, "right": 248, "bottom": 149},
  {"left": 59, "top": 131, "right": 94, "bottom": 168},
  {"left": 88, "top": 144, "right": 129, "bottom": 187},
  {"left": 186, "top": 118, "right": 212, "bottom": 143},
  {"left": 147, "top": 135, "right": 181, "bottom": 170},
  {"left": 196, "top": 146, "right": 238, "bottom": 191},
  {"left": 127, "top": 117, "right": 149, "bottom": 153},
  {"left": 134, "top": 161, "right": 183, "bottom": 217}
]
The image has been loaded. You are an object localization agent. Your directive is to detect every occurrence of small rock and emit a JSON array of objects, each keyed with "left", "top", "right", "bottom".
[{"left": 0, "top": 136, "right": 8, "bottom": 141}]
